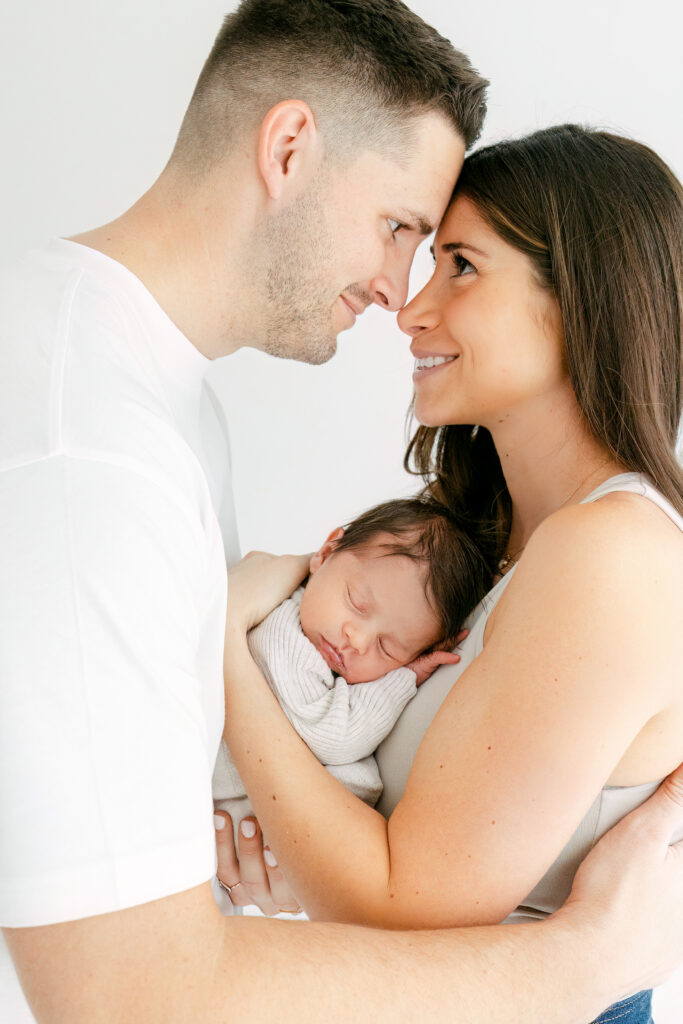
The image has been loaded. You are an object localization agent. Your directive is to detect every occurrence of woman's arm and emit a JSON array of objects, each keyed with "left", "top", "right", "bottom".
[
  {"left": 8, "top": 769, "right": 683, "bottom": 1024},
  {"left": 223, "top": 498, "right": 682, "bottom": 926}
]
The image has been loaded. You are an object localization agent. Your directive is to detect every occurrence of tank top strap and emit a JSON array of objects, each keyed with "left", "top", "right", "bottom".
[{"left": 580, "top": 471, "right": 683, "bottom": 532}]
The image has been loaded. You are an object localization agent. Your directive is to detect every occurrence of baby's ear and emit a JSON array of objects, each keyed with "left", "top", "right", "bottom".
[{"left": 308, "top": 527, "right": 344, "bottom": 574}]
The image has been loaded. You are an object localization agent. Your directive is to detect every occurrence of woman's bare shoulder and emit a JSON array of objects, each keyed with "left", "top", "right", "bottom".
[
  {"left": 488, "top": 489, "right": 682, "bottom": 699},
  {"left": 523, "top": 487, "right": 681, "bottom": 581}
]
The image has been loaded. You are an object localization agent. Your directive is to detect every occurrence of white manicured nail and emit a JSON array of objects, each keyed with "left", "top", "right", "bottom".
[
  {"left": 264, "top": 849, "right": 277, "bottom": 867},
  {"left": 213, "top": 814, "right": 226, "bottom": 830},
  {"left": 240, "top": 819, "right": 257, "bottom": 838}
]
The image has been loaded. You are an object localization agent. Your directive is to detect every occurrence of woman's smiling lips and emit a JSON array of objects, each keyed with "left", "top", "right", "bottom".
[
  {"left": 412, "top": 352, "right": 459, "bottom": 382},
  {"left": 319, "top": 636, "right": 346, "bottom": 671}
]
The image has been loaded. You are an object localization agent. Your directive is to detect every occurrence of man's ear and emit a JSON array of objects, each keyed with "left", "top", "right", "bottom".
[
  {"left": 308, "top": 527, "right": 345, "bottom": 575},
  {"left": 257, "top": 100, "right": 320, "bottom": 201}
]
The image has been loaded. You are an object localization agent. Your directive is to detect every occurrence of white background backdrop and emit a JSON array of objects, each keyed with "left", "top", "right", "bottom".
[{"left": 1, "top": 1, "right": 682, "bottom": 1017}]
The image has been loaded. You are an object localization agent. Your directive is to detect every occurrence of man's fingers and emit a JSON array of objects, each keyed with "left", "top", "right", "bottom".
[
  {"left": 608, "top": 764, "right": 683, "bottom": 849},
  {"left": 647, "top": 764, "right": 683, "bottom": 843}
]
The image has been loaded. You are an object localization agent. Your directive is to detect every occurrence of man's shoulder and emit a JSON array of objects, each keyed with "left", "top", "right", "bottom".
[{"left": 0, "top": 243, "right": 205, "bottom": 498}]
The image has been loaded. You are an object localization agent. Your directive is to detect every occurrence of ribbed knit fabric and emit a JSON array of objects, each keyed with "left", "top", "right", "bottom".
[{"left": 212, "top": 587, "right": 417, "bottom": 815}]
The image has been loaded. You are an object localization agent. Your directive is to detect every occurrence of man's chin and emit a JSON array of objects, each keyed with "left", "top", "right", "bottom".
[
  {"left": 261, "top": 331, "right": 338, "bottom": 365},
  {"left": 290, "top": 333, "right": 339, "bottom": 366}
]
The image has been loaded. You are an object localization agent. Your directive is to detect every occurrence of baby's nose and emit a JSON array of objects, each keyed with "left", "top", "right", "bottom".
[{"left": 343, "top": 621, "right": 373, "bottom": 656}]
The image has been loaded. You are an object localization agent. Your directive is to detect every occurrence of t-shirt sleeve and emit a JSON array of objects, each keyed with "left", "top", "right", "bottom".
[{"left": 0, "top": 454, "right": 221, "bottom": 927}]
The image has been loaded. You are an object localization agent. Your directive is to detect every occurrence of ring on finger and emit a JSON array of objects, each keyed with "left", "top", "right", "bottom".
[
  {"left": 277, "top": 905, "right": 303, "bottom": 915},
  {"left": 217, "top": 877, "right": 244, "bottom": 895}
]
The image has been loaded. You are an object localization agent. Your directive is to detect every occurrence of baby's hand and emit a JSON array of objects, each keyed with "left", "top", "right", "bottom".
[{"left": 407, "top": 630, "right": 469, "bottom": 686}]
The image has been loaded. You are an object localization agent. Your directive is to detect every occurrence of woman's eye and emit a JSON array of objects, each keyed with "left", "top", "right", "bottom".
[
  {"left": 387, "top": 218, "right": 403, "bottom": 236},
  {"left": 450, "top": 252, "right": 475, "bottom": 277}
]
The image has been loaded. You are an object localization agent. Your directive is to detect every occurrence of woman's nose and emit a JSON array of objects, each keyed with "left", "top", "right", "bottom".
[{"left": 397, "top": 283, "right": 438, "bottom": 337}]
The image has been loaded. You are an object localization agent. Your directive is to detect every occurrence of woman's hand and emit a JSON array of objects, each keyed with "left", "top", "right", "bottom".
[
  {"left": 226, "top": 552, "right": 310, "bottom": 633},
  {"left": 214, "top": 810, "right": 303, "bottom": 916}
]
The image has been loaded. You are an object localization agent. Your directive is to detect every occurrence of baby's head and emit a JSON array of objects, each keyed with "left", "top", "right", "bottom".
[{"left": 299, "top": 498, "right": 491, "bottom": 683}]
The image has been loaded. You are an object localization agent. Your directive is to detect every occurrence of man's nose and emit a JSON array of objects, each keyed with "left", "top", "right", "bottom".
[{"left": 368, "top": 250, "right": 412, "bottom": 312}]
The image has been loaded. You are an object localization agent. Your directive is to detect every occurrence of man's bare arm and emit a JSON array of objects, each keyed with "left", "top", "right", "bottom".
[{"left": 5, "top": 766, "right": 683, "bottom": 1024}]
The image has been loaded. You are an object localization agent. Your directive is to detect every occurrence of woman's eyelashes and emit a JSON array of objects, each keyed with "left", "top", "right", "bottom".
[
  {"left": 430, "top": 248, "right": 476, "bottom": 276},
  {"left": 450, "top": 251, "right": 475, "bottom": 277},
  {"left": 387, "top": 218, "right": 406, "bottom": 237}
]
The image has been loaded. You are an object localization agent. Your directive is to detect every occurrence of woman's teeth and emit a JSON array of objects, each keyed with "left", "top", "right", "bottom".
[{"left": 414, "top": 355, "right": 457, "bottom": 371}]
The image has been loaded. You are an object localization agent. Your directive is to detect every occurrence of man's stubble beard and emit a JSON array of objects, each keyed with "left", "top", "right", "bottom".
[{"left": 256, "top": 184, "right": 340, "bottom": 365}]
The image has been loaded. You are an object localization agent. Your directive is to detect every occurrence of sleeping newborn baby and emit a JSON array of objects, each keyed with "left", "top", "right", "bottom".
[{"left": 213, "top": 497, "right": 491, "bottom": 833}]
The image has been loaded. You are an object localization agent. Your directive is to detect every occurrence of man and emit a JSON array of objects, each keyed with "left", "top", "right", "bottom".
[{"left": 1, "top": 1, "right": 682, "bottom": 1021}]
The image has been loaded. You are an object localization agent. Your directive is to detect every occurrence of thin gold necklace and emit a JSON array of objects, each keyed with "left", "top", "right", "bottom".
[
  {"left": 496, "top": 462, "right": 616, "bottom": 578},
  {"left": 496, "top": 549, "right": 523, "bottom": 575}
]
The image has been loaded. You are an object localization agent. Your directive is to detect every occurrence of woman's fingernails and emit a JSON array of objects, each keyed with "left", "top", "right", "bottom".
[
  {"left": 213, "top": 814, "right": 226, "bottom": 830},
  {"left": 240, "top": 819, "right": 257, "bottom": 839},
  {"left": 264, "top": 848, "right": 277, "bottom": 867}
]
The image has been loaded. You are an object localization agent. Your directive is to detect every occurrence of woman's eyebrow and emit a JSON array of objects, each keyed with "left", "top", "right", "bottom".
[{"left": 429, "top": 240, "right": 489, "bottom": 259}]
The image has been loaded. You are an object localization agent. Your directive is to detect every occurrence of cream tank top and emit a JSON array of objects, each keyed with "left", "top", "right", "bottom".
[{"left": 375, "top": 473, "right": 683, "bottom": 922}]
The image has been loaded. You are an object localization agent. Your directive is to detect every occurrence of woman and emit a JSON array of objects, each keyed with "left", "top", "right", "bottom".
[{"left": 218, "top": 125, "right": 683, "bottom": 1024}]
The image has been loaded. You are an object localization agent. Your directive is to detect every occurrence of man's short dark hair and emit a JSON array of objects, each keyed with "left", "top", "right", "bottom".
[
  {"left": 173, "top": 0, "right": 487, "bottom": 173},
  {"left": 334, "top": 496, "right": 492, "bottom": 647}
]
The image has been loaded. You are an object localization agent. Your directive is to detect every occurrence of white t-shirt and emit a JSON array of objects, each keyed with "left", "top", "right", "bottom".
[{"left": 0, "top": 239, "right": 239, "bottom": 1019}]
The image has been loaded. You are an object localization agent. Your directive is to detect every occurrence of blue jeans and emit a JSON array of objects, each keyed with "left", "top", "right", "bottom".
[{"left": 591, "top": 990, "right": 653, "bottom": 1023}]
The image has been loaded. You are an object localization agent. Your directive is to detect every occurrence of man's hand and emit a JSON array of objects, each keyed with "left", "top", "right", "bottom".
[
  {"left": 226, "top": 552, "right": 310, "bottom": 633},
  {"left": 561, "top": 763, "right": 683, "bottom": 995}
]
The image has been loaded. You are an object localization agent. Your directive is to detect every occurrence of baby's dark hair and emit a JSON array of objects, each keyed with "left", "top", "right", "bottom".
[{"left": 335, "top": 497, "right": 492, "bottom": 646}]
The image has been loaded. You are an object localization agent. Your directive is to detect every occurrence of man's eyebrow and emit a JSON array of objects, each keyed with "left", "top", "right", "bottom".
[
  {"left": 429, "top": 240, "right": 489, "bottom": 259},
  {"left": 398, "top": 211, "right": 435, "bottom": 235}
]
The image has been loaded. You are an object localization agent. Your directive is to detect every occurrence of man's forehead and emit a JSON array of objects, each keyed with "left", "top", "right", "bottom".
[{"left": 350, "top": 115, "right": 462, "bottom": 218}]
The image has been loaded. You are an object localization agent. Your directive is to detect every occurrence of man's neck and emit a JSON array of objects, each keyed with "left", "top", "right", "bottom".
[{"left": 70, "top": 167, "right": 252, "bottom": 360}]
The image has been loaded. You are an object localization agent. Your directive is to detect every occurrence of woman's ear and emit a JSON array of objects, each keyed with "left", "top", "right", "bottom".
[
  {"left": 257, "top": 100, "right": 320, "bottom": 201},
  {"left": 308, "top": 527, "right": 345, "bottom": 574}
]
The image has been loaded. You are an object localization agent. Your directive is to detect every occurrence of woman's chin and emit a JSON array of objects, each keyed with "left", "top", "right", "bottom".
[{"left": 413, "top": 402, "right": 455, "bottom": 428}]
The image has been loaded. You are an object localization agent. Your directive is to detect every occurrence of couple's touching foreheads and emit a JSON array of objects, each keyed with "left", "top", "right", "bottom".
[{"left": 1, "top": 2, "right": 682, "bottom": 1023}]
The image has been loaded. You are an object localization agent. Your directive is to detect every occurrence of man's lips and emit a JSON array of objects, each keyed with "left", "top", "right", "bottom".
[
  {"left": 319, "top": 636, "right": 345, "bottom": 671},
  {"left": 340, "top": 294, "right": 367, "bottom": 325}
]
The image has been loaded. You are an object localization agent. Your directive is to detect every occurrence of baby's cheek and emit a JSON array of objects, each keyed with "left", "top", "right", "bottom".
[{"left": 346, "top": 657, "right": 383, "bottom": 685}]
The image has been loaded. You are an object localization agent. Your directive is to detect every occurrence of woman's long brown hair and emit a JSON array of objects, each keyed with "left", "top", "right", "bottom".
[{"left": 405, "top": 125, "right": 683, "bottom": 570}]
